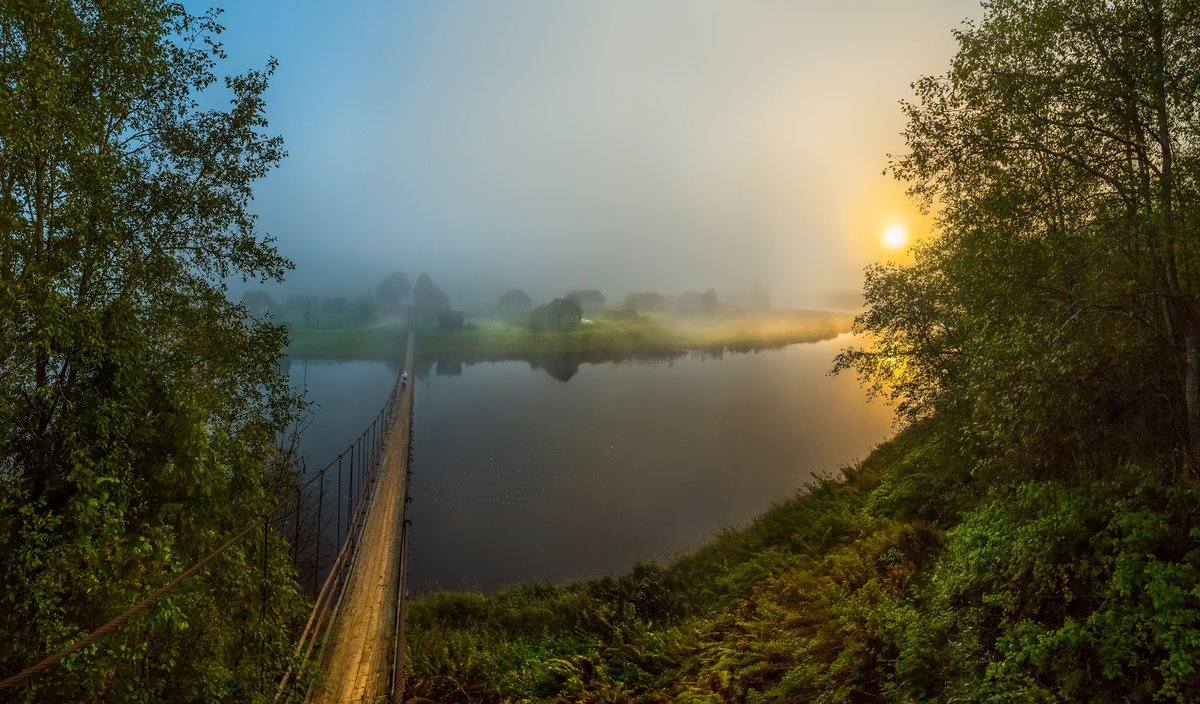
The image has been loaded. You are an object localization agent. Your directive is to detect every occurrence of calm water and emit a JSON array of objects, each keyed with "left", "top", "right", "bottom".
[
  {"left": 287, "top": 358, "right": 401, "bottom": 471},
  {"left": 289, "top": 335, "right": 894, "bottom": 594}
]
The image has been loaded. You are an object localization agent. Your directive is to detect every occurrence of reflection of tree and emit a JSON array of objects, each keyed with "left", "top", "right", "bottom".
[
  {"left": 416, "top": 340, "right": 810, "bottom": 384},
  {"left": 436, "top": 359, "right": 464, "bottom": 377},
  {"left": 414, "top": 357, "right": 436, "bottom": 380},
  {"left": 528, "top": 356, "right": 581, "bottom": 383}
]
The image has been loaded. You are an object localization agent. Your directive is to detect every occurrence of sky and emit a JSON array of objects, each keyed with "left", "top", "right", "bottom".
[{"left": 189, "top": 0, "right": 984, "bottom": 310}]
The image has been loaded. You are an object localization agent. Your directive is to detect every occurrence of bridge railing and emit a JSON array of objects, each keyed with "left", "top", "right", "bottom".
[{"left": 274, "top": 372, "right": 405, "bottom": 699}]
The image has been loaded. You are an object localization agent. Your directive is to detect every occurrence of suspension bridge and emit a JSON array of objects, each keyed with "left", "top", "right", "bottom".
[
  {"left": 0, "top": 329, "right": 420, "bottom": 702},
  {"left": 305, "top": 329, "right": 416, "bottom": 703}
]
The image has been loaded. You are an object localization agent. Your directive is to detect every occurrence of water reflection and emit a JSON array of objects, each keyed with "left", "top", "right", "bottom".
[
  {"left": 414, "top": 331, "right": 838, "bottom": 385},
  {"left": 408, "top": 334, "right": 893, "bottom": 593}
]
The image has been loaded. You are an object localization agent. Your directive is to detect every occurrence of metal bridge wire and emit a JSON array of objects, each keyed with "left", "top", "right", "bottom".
[{"left": 0, "top": 372, "right": 405, "bottom": 694}]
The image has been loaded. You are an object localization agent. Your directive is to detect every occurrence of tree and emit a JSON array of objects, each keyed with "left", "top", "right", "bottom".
[
  {"left": 838, "top": 0, "right": 1200, "bottom": 471},
  {"left": 699, "top": 288, "right": 718, "bottom": 316},
  {"left": 376, "top": 270, "right": 411, "bottom": 310},
  {"left": 412, "top": 272, "right": 450, "bottom": 323},
  {"left": 0, "top": 2, "right": 304, "bottom": 699}
]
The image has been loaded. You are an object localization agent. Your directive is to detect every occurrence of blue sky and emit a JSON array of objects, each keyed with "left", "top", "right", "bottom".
[{"left": 187, "top": 1, "right": 984, "bottom": 308}]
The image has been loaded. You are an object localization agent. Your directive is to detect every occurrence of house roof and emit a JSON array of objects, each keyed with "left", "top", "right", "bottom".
[
  {"left": 546, "top": 298, "right": 583, "bottom": 316},
  {"left": 498, "top": 288, "right": 532, "bottom": 305}
]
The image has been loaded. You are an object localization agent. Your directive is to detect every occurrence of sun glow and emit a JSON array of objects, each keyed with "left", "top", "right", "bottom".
[{"left": 882, "top": 222, "right": 909, "bottom": 250}]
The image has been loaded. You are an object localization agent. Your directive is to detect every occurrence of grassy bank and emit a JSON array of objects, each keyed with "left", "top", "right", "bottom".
[
  {"left": 283, "top": 324, "right": 409, "bottom": 360},
  {"left": 403, "top": 420, "right": 1200, "bottom": 702},
  {"left": 285, "top": 310, "right": 853, "bottom": 361}
]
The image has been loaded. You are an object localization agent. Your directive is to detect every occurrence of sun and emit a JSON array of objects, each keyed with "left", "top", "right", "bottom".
[{"left": 882, "top": 222, "right": 909, "bottom": 250}]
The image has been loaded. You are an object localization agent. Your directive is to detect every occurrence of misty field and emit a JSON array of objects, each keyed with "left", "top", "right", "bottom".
[{"left": 284, "top": 310, "right": 854, "bottom": 361}]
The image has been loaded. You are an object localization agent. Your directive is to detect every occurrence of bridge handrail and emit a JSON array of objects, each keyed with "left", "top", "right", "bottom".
[{"left": 274, "top": 374, "right": 402, "bottom": 699}]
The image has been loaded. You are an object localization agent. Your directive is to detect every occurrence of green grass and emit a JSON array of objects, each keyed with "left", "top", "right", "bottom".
[{"left": 284, "top": 325, "right": 409, "bottom": 360}]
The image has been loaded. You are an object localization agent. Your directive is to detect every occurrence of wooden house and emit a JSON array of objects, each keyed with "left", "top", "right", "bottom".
[
  {"left": 497, "top": 288, "right": 533, "bottom": 316},
  {"left": 544, "top": 298, "right": 583, "bottom": 326}
]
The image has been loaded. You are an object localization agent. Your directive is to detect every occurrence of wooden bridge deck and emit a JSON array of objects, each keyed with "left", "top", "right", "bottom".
[{"left": 309, "top": 334, "right": 414, "bottom": 703}]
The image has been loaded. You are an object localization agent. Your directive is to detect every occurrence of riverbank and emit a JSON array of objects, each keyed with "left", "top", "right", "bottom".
[
  {"left": 401, "top": 418, "right": 1200, "bottom": 702},
  {"left": 284, "top": 309, "right": 854, "bottom": 361}
]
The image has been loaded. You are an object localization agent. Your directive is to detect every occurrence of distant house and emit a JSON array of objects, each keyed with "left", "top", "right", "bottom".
[
  {"left": 497, "top": 288, "right": 533, "bottom": 317},
  {"left": 544, "top": 298, "right": 583, "bottom": 326},
  {"left": 623, "top": 292, "right": 665, "bottom": 312},
  {"left": 438, "top": 309, "right": 465, "bottom": 330},
  {"left": 567, "top": 289, "right": 606, "bottom": 314}
]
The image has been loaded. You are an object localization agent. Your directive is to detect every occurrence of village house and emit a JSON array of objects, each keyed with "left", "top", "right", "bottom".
[
  {"left": 544, "top": 298, "right": 583, "bottom": 326},
  {"left": 497, "top": 288, "right": 533, "bottom": 317}
]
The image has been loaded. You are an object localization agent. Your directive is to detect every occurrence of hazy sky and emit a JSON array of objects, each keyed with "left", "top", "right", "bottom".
[{"left": 191, "top": 1, "right": 983, "bottom": 309}]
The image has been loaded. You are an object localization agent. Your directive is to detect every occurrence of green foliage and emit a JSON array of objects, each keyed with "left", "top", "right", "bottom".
[
  {"left": 836, "top": 0, "right": 1200, "bottom": 474},
  {"left": 412, "top": 272, "right": 451, "bottom": 324},
  {"left": 406, "top": 571, "right": 685, "bottom": 702},
  {"left": 0, "top": 2, "right": 307, "bottom": 700},
  {"left": 377, "top": 270, "right": 411, "bottom": 310}
]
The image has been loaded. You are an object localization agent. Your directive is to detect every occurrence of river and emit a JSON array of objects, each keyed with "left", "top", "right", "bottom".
[{"left": 288, "top": 333, "right": 893, "bottom": 594}]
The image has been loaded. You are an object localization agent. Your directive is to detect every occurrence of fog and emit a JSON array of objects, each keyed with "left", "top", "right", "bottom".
[{"left": 192, "top": 1, "right": 983, "bottom": 309}]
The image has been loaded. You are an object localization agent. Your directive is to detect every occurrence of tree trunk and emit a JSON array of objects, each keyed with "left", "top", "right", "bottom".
[{"left": 1186, "top": 326, "right": 1200, "bottom": 466}]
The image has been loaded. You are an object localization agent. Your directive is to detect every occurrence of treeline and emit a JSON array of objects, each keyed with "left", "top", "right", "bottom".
[
  {"left": 404, "top": 0, "right": 1200, "bottom": 701},
  {"left": 244, "top": 270, "right": 450, "bottom": 330}
]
